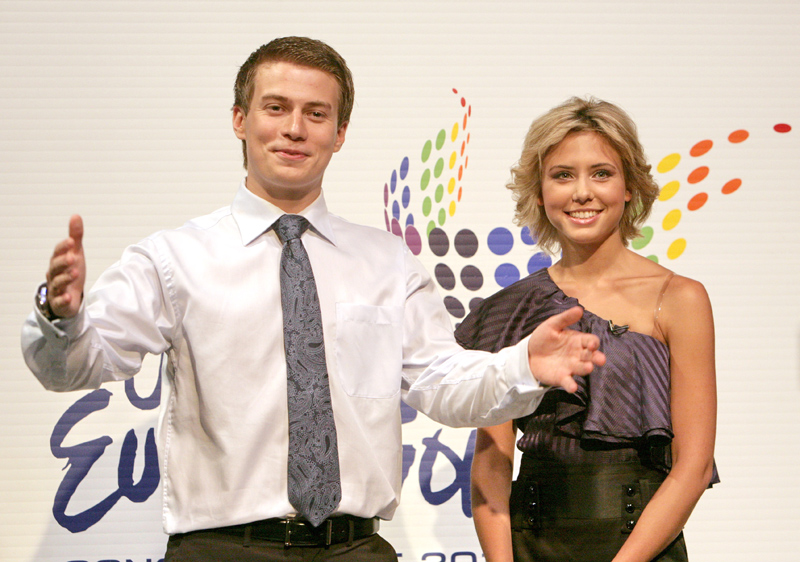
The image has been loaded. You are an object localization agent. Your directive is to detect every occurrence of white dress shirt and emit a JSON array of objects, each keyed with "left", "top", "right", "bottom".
[{"left": 21, "top": 182, "right": 545, "bottom": 534}]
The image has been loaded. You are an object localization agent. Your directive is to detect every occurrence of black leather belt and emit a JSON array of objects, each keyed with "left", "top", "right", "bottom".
[{"left": 215, "top": 515, "right": 379, "bottom": 547}]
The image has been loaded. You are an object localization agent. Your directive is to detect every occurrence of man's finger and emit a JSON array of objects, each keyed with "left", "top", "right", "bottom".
[
  {"left": 542, "top": 306, "right": 584, "bottom": 332},
  {"left": 68, "top": 215, "right": 84, "bottom": 250}
]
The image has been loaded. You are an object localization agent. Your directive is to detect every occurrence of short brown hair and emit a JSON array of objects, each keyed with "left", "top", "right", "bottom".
[
  {"left": 508, "top": 97, "right": 659, "bottom": 253},
  {"left": 233, "top": 36, "right": 354, "bottom": 168}
]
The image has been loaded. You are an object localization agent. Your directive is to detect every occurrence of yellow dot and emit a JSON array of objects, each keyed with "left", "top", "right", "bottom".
[
  {"left": 448, "top": 177, "right": 456, "bottom": 194},
  {"left": 667, "top": 238, "right": 686, "bottom": 260},
  {"left": 449, "top": 201, "right": 457, "bottom": 216},
  {"left": 657, "top": 153, "right": 681, "bottom": 174},
  {"left": 659, "top": 180, "right": 680, "bottom": 201},
  {"left": 451, "top": 122, "right": 459, "bottom": 142},
  {"left": 449, "top": 151, "right": 457, "bottom": 169},
  {"left": 662, "top": 209, "right": 681, "bottom": 230}
]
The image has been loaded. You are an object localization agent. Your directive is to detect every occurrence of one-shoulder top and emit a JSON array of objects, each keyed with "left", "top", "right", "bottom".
[{"left": 455, "top": 267, "right": 719, "bottom": 483}]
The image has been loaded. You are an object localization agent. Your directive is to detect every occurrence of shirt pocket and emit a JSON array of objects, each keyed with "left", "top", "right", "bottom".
[{"left": 334, "top": 303, "right": 403, "bottom": 398}]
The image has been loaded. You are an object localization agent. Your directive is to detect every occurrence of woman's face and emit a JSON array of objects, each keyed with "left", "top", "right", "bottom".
[{"left": 539, "top": 131, "right": 631, "bottom": 250}]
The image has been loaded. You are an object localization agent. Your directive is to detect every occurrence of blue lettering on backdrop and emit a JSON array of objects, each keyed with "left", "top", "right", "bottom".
[
  {"left": 419, "top": 428, "right": 476, "bottom": 517},
  {"left": 50, "top": 365, "right": 162, "bottom": 533}
]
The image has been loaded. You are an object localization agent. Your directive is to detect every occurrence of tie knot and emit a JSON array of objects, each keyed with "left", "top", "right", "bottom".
[{"left": 276, "top": 214, "right": 310, "bottom": 243}]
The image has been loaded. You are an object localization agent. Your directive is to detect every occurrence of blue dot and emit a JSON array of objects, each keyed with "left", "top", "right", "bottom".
[
  {"left": 521, "top": 226, "right": 537, "bottom": 245},
  {"left": 405, "top": 214, "right": 415, "bottom": 226},
  {"left": 400, "top": 157, "right": 410, "bottom": 180},
  {"left": 527, "top": 252, "right": 552, "bottom": 274},
  {"left": 390, "top": 170, "right": 397, "bottom": 193},
  {"left": 488, "top": 227, "right": 514, "bottom": 255},
  {"left": 494, "top": 263, "right": 520, "bottom": 288},
  {"left": 402, "top": 186, "right": 411, "bottom": 208},
  {"left": 392, "top": 200, "right": 400, "bottom": 220}
]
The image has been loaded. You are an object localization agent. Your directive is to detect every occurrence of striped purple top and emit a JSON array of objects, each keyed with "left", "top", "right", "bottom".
[{"left": 456, "top": 267, "right": 719, "bottom": 482}]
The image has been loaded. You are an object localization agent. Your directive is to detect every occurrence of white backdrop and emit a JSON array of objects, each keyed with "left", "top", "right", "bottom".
[{"left": 2, "top": 1, "right": 800, "bottom": 561}]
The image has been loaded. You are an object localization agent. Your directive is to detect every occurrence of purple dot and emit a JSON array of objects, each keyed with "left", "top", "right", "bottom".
[
  {"left": 384, "top": 183, "right": 389, "bottom": 207},
  {"left": 384, "top": 210, "right": 390, "bottom": 231},
  {"left": 494, "top": 263, "right": 520, "bottom": 287},
  {"left": 428, "top": 227, "right": 450, "bottom": 257},
  {"left": 469, "top": 297, "right": 484, "bottom": 312},
  {"left": 405, "top": 225, "right": 422, "bottom": 255},
  {"left": 392, "top": 200, "right": 400, "bottom": 220},
  {"left": 444, "top": 296, "right": 465, "bottom": 319},
  {"left": 460, "top": 265, "right": 483, "bottom": 291},
  {"left": 454, "top": 229, "right": 479, "bottom": 258},
  {"left": 435, "top": 263, "right": 456, "bottom": 290},
  {"left": 390, "top": 170, "right": 397, "bottom": 193},
  {"left": 488, "top": 227, "right": 514, "bottom": 255},
  {"left": 521, "top": 226, "right": 537, "bottom": 245},
  {"left": 527, "top": 252, "right": 552, "bottom": 274},
  {"left": 402, "top": 186, "right": 411, "bottom": 209},
  {"left": 401, "top": 399, "right": 417, "bottom": 423},
  {"left": 391, "top": 218, "right": 403, "bottom": 238},
  {"left": 400, "top": 156, "right": 410, "bottom": 180}
]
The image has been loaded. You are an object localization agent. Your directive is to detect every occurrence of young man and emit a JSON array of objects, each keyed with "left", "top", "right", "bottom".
[{"left": 22, "top": 37, "right": 604, "bottom": 561}]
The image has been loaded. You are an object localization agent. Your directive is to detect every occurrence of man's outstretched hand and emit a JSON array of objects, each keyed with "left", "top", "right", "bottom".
[
  {"left": 527, "top": 306, "right": 605, "bottom": 393},
  {"left": 45, "top": 215, "right": 86, "bottom": 319}
]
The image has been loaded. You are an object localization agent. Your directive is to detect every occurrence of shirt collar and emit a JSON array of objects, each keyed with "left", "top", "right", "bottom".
[{"left": 231, "top": 180, "right": 337, "bottom": 246}]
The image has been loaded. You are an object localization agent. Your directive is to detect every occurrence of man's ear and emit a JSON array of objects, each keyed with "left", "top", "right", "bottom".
[
  {"left": 333, "top": 121, "right": 349, "bottom": 153},
  {"left": 232, "top": 106, "right": 246, "bottom": 140}
]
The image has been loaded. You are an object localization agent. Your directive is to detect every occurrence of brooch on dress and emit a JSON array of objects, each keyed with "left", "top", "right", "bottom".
[{"left": 608, "top": 320, "right": 629, "bottom": 336}]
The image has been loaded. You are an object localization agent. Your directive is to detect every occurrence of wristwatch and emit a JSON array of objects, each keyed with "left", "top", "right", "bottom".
[{"left": 35, "top": 282, "right": 59, "bottom": 321}]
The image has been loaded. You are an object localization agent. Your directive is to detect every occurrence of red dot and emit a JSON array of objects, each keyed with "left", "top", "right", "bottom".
[
  {"left": 688, "top": 192, "right": 708, "bottom": 210},
  {"left": 460, "top": 97, "right": 466, "bottom": 107},
  {"left": 452, "top": 88, "right": 458, "bottom": 94},
  {"left": 775, "top": 123, "right": 792, "bottom": 133},
  {"left": 468, "top": 105, "right": 472, "bottom": 117},
  {"left": 690, "top": 140, "right": 713, "bottom": 157},
  {"left": 722, "top": 178, "right": 742, "bottom": 194},
  {"left": 687, "top": 166, "right": 709, "bottom": 184},
  {"left": 728, "top": 129, "right": 749, "bottom": 143}
]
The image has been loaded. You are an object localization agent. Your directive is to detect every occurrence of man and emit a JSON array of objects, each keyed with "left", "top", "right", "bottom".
[{"left": 22, "top": 37, "right": 604, "bottom": 561}]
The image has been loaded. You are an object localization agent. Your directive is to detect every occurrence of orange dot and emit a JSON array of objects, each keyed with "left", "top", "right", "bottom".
[
  {"left": 690, "top": 140, "right": 713, "bottom": 157},
  {"left": 687, "top": 166, "right": 709, "bottom": 184},
  {"left": 467, "top": 133, "right": 471, "bottom": 144},
  {"left": 728, "top": 129, "right": 749, "bottom": 143},
  {"left": 461, "top": 140, "right": 465, "bottom": 156},
  {"left": 465, "top": 155, "right": 469, "bottom": 168},
  {"left": 688, "top": 192, "right": 708, "bottom": 210},
  {"left": 458, "top": 186, "right": 463, "bottom": 201},
  {"left": 458, "top": 165, "right": 463, "bottom": 180},
  {"left": 463, "top": 113, "right": 468, "bottom": 130},
  {"left": 722, "top": 178, "right": 742, "bottom": 194}
]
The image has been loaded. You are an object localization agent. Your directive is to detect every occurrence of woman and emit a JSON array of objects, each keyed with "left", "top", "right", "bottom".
[{"left": 458, "top": 97, "right": 717, "bottom": 562}]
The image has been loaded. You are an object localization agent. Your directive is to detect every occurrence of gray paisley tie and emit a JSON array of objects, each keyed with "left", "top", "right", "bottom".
[{"left": 276, "top": 214, "right": 341, "bottom": 527}]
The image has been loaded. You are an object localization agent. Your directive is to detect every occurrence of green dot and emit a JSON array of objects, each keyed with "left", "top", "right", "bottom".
[
  {"left": 435, "top": 184, "right": 444, "bottom": 203},
  {"left": 436, "top": 129, "right": 446, "bottom": 150},
  {"left": 438, "top": 208, "right": 446, "bottom": 225},
  {"left": 422, "top": 196, "right": 432, "bottom": 216},
  {"left": 434, "top": 158, "right": 444, "bottom": 178},
  {"left": 426, "top": 220, "right": 437, "bottom": 236},
  {"left": 420, "top": 169, "right": 431, "bottom": 190},
  {"left": 421, "top": 140, "right": 432, "bottom": 163},
  {"left": 646, "top": 255, "right": 659, "bottom": 263},
  {"left": 632, "top": 226, "right": 653, "bottom": 250}
]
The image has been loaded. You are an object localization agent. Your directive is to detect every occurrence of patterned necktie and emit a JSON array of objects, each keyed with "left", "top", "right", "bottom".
[{"left": 276, "top": 214, "right": 341, "bottom": 527}]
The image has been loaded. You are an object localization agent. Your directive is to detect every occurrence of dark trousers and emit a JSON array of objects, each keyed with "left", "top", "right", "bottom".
[{"left": 164, "top": 529, "right": 398, "bottom": 562}]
